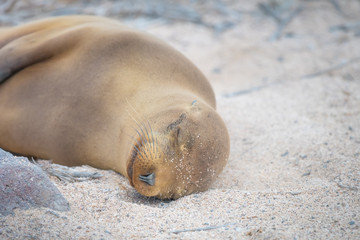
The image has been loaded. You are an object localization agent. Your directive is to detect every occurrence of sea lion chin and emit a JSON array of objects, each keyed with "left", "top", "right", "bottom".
[{"left": 0, "top": 15, "right": 230, "bottom": 199}]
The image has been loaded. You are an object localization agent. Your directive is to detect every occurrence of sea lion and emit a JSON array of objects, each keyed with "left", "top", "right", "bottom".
[{"left": 0, "top": 15, "right": 230, "bottom": 199}]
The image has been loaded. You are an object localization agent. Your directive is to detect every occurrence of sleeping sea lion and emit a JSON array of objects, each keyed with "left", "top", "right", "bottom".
[{"left": 0, "top": 16, "right": 230, "bottom": 199}]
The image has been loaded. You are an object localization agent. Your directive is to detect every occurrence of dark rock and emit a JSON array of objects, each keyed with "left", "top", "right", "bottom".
[
  {"left": 0, "top": 149, "right": 69, "bottom": 216},
  {"left": 301, "top": 171, "right": 311, "bottom": 177},
  {"left": 281, "top": 151, "right": 289, "bottom": 157}
]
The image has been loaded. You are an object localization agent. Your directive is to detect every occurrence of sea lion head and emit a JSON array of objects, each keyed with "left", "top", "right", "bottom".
[{"left": 126, "top": 100, "right": 230, "bottom": 199}]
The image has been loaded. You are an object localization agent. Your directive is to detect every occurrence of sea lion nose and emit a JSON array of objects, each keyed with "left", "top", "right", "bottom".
[{"left": 139, "top": 173, "right": 155, "bottom": 186}]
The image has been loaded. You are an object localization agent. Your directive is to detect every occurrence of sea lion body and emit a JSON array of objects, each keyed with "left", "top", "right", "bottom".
[{"left": 0, "top": 16, "right": 230, "bottom": 199}]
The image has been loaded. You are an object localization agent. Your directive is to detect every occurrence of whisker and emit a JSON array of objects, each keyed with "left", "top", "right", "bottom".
[
  {"left": 128, "top": 125, "right": 152, "bottom": 161},
  {"left": 126, "top": 98, "right": 156, "bottom": 160},
  {"left": 142, "top": 120, "right": 154, "bottom": 159},
  {"left": 140, "top": 120, "right": 154, "bottom": 160},
  {"left": 130, "top": 131, "right": 151, "bottom": 160},
  {"left": 133, "top": 127, "right": 145, "bottom": 146},
  {"left": 147, "top": 120, "right": 157, "bottom": 158},
  {"left": 130, "top": 135, "right": 146, "bottom": 159},
  {"left": 155, "top": 133, "right": 160, "bottom": 158},
  {"left": 133, "top": 145, "right": 146, "bottom": 160},
  {"left": 124, "top": 129, "right": 150, "bottom": 161},
  {"left": 125, "top": 100, "right": 147, "bottom": 142},
  {"left": 137, "top": 123, "right": 154, "bottom": 160}
]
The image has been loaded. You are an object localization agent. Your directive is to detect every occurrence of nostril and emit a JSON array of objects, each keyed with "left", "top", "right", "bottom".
[{"left": 139, "top": 173, "right": 155, "bottom": 186}]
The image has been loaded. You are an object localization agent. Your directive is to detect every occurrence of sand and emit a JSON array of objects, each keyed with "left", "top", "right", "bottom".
[{"left": 0, "top": 0, "right": 359, "bottom": 239}]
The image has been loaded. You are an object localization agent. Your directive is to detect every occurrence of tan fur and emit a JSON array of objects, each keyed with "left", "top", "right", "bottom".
[{"left": 0, "top": 16, "right": 230, "bottom": 199}]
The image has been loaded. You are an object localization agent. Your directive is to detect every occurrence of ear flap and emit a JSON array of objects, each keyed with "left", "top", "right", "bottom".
[{"left": 168, "top": 126, "right": 181, "bottom": 147}]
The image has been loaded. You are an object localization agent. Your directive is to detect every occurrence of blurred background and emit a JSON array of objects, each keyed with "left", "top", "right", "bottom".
[
  {"left": 1, "top": 0, "right": 360, "bottom": 29},
  {"left": 1, "top": 0, "right": 359, "bottom": 97}
]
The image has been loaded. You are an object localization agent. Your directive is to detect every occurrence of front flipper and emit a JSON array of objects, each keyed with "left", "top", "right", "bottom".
[
  {"left": 33, "top": 159, "right": 103, "bottom": 182},
  {"left": 0, "top": 18, "right": 89, "bottom": 84}
]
